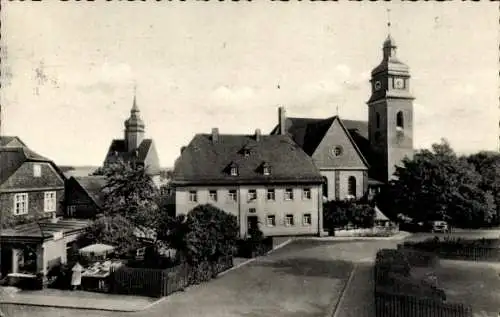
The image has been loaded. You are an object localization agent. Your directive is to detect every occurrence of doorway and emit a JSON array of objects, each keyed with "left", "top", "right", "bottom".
[{"left": 247, "top": 216, "right": 259, "bottom": 233}]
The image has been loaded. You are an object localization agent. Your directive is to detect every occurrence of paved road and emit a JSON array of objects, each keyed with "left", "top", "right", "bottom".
[
  {"left": 8, "top": 231, "right": 495, "bottom": 317},
  {"left": 1, "top": 240, "right": 367, "bottom": 317}
]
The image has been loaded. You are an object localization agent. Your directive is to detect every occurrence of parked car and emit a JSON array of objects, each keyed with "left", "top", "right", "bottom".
[{"left": 430, "top": 221, "right": 449, "bottom": 233}]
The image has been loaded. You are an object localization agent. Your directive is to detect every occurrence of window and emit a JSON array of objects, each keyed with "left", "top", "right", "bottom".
[
  {"left": 284, "top": 188, "right": 294, "bottom": 201},
  {"left": 303, "top": 213, "right": 312, "bottom": 226},
  {"left": 209, "top": 190, "right": 218, "bottom": 201},
  {"left": 266, "top": 215, "right": 276, "bottom": 227},
  {"left": 33, "top": 164, "right": 41, "bottom": 177},
  {"left": 263, "top": 166, "right": 270, "bottom": 176},
  {"left": 230, "top": 167, "right": 238, "bottom": 176},
  {"left": 67, "top": 205, "right": 76, "bottom": 217},
  {"left": 249, "top": 208, "right": 256, "bottom": 214},
  {"left": 13, "top": 193, "right": 28, "bottom": 215},
  {"left": 44, "top": 191, "right": 56, "bottom": 212},
  {"left": 396, "top": 111, "right": 404, "bottom": 129},
  {"left": 266, "top": 189, "right": 275, "bottom": 201},
  {"left": 243, "top": 149, "right": 251, "bottom": 157},
  {"left": 303, "top": 188, "right": 311, "bottom": 200},
  {"left": 332, "top": 146, "right": 343, "bottom": 157},
  {"left": 189, "top": 191, "right": 197, "bottom": 202},
  {"left": 348, "top": 176, "right": 356, "bottom": 198},
  {"left": 322, "top": 177, "right": 328, "bottom": 198},
  {"left": 376, "top": 112, "right": 380, "bottom": 129},
  {"left": 228, "top": 190, "right": 237, "bottom": 202},
  {"left": 285, "top": 214, "right": 294, "bottom": 226},
  {"left": 248, "top": 189, "right": 257, "bottom": 201}
]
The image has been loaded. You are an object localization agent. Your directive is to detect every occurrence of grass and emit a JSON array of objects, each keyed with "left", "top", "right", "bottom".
[{"left": 412, "top": 261, "right": 500, "bottom": 317}]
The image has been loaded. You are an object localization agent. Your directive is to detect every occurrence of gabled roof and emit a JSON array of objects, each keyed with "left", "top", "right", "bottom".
[
  {"left": 71, "top": 176, "right": 108, "bottom": 208},
  {"left": 0, "top": 136, "right": 27, "bottom": 147},
  {"left": 1, "top": 219, "right": 90, "bottom": 241},
  {"left": 172, "top": 134, "right": 323, "bottom": 185},
  {"left": 0, "top": 146, "right": 59, "bottom": 185},
  {"left": 103, "top": 139, "right": 160, "bottom": 175},
  {"left": 271, "top": 116, "right": 372, "bottom": 168}
]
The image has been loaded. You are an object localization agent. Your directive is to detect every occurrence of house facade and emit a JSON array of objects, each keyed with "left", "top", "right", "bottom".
[
  {"left": 0, "top": 146, "right": 66, "bottom": 224},
  {"left": 271, "top": 34, "right": 414, "bottom": 201},
  {"left": 102, "top": 95, "right": 161, "bottom": 187},
  {"left": 172, "top": 129, "right": 326, "bottom": 237},
  {"left": 64, "top": 176, "right": 107, "bottom": 219}
]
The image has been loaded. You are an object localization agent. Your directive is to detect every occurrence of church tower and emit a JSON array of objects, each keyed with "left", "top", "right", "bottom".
[
  {"left": 124, "top": 92, "right": 145, "bottom": 152},
  {"left": 367, "top": 30, "right": 415, "bottom": 182}
]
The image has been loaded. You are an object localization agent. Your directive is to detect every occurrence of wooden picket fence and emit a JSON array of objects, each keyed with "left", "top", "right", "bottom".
[
  {"left": 399, "top": 243, "right": 500, "bottom": 262},
  {"left": 375, "top": 292, "right": 473, "bottom": 317},
  {"left": 109, "top": 256, "right": 233, "bottom": 298}
]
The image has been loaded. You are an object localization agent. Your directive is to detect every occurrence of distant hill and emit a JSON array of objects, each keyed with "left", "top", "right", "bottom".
[
  {"left": 59, "top": 165, "right": 172, "bottom": 178},
  {"left": 60, "top": 166, "right": 100, "bottom": 178}
]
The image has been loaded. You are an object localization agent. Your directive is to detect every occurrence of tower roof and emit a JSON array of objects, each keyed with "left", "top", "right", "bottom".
[
  {"left": 124, "top": 93, "right": 145, "bottom": 130},
  {"left": 371, "top": 34, "right": 409, "bottom": 76}
]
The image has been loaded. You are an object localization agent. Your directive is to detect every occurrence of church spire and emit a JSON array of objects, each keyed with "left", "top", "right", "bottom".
[
  {"left": 124, "top": 84, "right": 145, "bottom": 151},
  {"left": 383, "top": 8, "right": 397, "bottom": 60}
]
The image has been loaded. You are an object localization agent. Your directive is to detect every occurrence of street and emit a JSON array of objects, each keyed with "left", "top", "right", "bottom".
[
  {"left": 3, "top": 230, "right": 498, "bottom": 317},
  {"left": 1, "top": 239, "right": 396, "bottom": 317}
]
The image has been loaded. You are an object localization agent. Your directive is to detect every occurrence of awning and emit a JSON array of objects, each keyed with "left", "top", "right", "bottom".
[
  {"left": 79, "top": 244, "right": 115, "bottom": 256},
  {"left": 374, "top": 206, "right": 389, "bottom": 221}
]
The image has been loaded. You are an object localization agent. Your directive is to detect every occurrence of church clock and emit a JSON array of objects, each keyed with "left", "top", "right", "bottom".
[
  {"left": 394, "top": 78, "right": 404, "bottom": 89},
  {"left": 374, "top": 81, "right": 382, "bottom": 91}
]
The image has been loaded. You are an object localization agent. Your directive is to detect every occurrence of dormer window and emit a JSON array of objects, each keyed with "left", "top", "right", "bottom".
[
  {"left": 263, "top": 166, "right": 270, "bottom": 176},
  {"left": 230, "top": 166, "right": 238, "bottom": 176},
  {"left": 33, "top": 164, "right": 41, "bottom": 177},
  {"left": 262, "top": 162, "right": 271, "bottom": 176},
  {"left": 243, "top": 149, "right": 251, "bottom": 157}
]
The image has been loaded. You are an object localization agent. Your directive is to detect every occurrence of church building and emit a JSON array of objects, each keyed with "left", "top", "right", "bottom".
[
  {"left": 271, "top": 34, "right": 415, "bottom": 201},
  {"left": 102, "top": 94, "right": 161, "bottom": 187}
]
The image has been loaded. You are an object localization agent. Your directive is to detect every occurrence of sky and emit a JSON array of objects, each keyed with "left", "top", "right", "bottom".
[{"left": 1, "top": 1, "right": 498, "bottom": 167}]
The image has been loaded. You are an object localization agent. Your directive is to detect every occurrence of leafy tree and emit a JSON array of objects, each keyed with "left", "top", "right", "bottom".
[
  {"left": 387, "top": 139, "right": 496, "bottom": 228},
  {"left": 77, "top": 215, "right": 141, "bottom": 258},
  {"left": 101, "top": 159, "right": 160, "bottom": 234},
  {"left": 465, "top": 151, "right": 500, "bottom": 225},
  {"left": 183, "top": 204, "right": 239, "bottom": 264},
  {"left": 323, "top": 200, "right": 374, "bottom": 232}
]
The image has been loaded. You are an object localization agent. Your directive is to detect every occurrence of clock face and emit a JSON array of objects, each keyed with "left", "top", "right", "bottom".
[
  {"left": 394, "top": 78, "right": 405, "bottom": 89},
  {"left": 374, "top": 81, "right": 382, "bottom": 91}
]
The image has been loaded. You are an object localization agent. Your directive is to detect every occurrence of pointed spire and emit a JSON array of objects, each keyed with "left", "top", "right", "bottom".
[
  {"left": 131, "top": 82, "right": 139, "bottom": 113},
  {"left": 387, "top": 8, "right": 391, "bottom": 35}
]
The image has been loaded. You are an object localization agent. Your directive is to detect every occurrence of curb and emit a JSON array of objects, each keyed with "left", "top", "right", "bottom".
[
  {"left": 301, "top": 231, "right": 412, "bottom": 242},
  {"left": 330, "top": 264, "right": 357, "bottom": 317},
  {"left": 0, "top": 301, "right": 143, "bottom": 313}
]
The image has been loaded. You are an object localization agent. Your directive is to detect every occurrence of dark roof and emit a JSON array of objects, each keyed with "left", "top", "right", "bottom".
[
  {"left": 72, "top": 176, "right": 107, "bottom": 208},
  {"left": 104, "top": 139, "right": 160, "bottom": 175},
  {"left": 0, "top": 136, "right": 26, "bottom": 147},
  {"left": 0, "top": 147, "right": 56, "bottom": 185},
  {"left": 1, "top": 219, "right": 90, "bottom": 240},
  {"left": 172, "top": 134, "right": 323, "bottom": 185},
  {"left": 271, "top": 116, "right": 384, "bottom": 181}
]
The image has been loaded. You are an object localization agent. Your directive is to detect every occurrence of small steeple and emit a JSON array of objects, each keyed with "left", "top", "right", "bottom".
[
  {"left": 383, "top": 9, "right": 397, "bottom": 60},
  {"left": 124, "top": 84, "right": 145, "bottom": 152},
  {"left": 125, "top": 85, "right": 145, "bottom": 132}
]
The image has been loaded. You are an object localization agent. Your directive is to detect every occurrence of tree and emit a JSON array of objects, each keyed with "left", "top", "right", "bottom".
[
  {"left": 465, "top": 151, "right": 500, "bottom": 225},
  {"left": 184, "top": 204, "right": 239, "bottom": 264},
  {"left": 77, "top": 215, "right": 141, "bottom": 258},
  {"left": 387, "top": 139, "right": 496, "bottom": 228},
  {"left": 101, "top": 160, "right": 160, "bottom": 234},
  {"left": 323, "top": 200, "right": 374, "bottom": 233}
]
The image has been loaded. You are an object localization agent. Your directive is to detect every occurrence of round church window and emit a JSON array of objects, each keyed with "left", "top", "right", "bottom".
[{"left": 332, "top": 146, "right": 343, "bottom": 157}]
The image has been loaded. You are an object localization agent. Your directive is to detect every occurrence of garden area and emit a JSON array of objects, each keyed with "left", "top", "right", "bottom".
[
  {"left": 374, "top": 248, "right": 473, "bottom": 317},
  {"left": 323, "top": 200, "right": 399, "bottom": 238}
]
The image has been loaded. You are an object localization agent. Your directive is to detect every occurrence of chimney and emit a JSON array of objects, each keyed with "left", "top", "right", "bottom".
[
  {"left": 180, "top": 146, "right": 186, "bottom": 154},
  {"left": 255, "top": 129, "right": 261, "bottom": 142},
  {"left": 211, "top": 128, "right": 219, "bottom": 143},
  {"left": 278, "top": 106, "right": 286, "bottom": 135}
]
